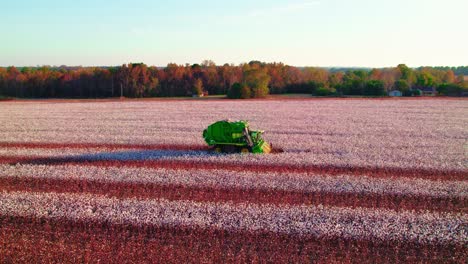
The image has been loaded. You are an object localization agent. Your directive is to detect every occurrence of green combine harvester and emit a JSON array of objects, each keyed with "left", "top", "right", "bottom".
[{"left": 203, "top": 120, "right": 272, "bottom": 154}]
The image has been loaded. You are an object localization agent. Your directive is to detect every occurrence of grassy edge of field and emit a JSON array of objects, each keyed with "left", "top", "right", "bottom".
[
  {"left": 0, "top": 95, "right": 15, "bottom": 101},
  {"left": 1, "top": 94, "right": 464, "bottom": 103}
]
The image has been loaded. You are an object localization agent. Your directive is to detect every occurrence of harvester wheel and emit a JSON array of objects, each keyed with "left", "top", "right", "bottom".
[{"left": 240, "top": 148, "right": 250, "bottom": 154}]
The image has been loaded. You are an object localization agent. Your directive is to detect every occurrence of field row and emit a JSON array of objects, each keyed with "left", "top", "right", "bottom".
[
  {"left": 1, "top": 191, "right": 466, "bottom": 245},
  {"left": 1, "top": 148, "right": 466, "bottom": 181},
  {"left": 1, "top": 176, "right": 465, "bottom": 213},
  {"left": 3, "top": 215, "right": 465, "bottom": 263},
  {"left": 0, "top": 163, "right": 466, "bottom": 214},
  {"left": 2, "top": 164, "right": 464, "bottom": 199}
]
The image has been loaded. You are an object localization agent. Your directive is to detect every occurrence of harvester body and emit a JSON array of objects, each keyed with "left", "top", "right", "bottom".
[{"left": 203, "top": 120, "right": 272, "bottom": 154}]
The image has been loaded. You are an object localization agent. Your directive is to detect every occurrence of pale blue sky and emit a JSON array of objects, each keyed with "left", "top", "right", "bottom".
[{"left": 1, "top": 0, "right": 467, "bottom": 67}]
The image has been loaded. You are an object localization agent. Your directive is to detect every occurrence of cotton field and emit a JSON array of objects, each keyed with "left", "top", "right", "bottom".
[{"left": 0, "top": 98, "right": 467, "bottom": 262}]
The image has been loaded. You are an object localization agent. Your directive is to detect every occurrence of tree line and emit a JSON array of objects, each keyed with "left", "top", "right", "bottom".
[{"left": 0, "top": 61, "right": 467, "bottom": 99}]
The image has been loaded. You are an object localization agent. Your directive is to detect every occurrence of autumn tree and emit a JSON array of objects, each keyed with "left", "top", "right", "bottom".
[
  {"left": 193, "top": 78, "right": 203, "bottom": 96},
  {"left": 240, "top": 83, "right": 251, "bottom": 99},
  {"left": 443, "top": 70, "right": 455, "bottom": 83},
  {"left": 266, "top": 62, "right": 286, "bottom": 93},
  {"left": 220, "top": 63, "right": 242, "bottom": 94},
  {"left": 0, "top": 68, "right": 6, "bottom": 96},
  {"left": 243, "top": 64, "right": 270, "bottom": 98},
  {"left": 380, "top": 68, "right": 399, "bottom": 91},
  {"left": 328, "top": 72, "right": 344, "bottom": 90},
  {"left": 202, "top": 60, "right": 221, "bottom": 94},
  {"left": 0, "top": 62, "right": 465, "bottom": 98}
]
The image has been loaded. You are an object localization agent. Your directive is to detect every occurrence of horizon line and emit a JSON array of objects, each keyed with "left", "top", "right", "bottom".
[{"left": 1, "top": 63, "right": 467, "bottom": 69}]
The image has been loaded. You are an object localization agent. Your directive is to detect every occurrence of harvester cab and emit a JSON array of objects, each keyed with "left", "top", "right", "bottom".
[{"left": 203, "top": 120, "right": 272, "bottom": 154}]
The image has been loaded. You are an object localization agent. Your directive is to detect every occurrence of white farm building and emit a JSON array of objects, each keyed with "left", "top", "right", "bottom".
[{"left": 388, "top": 90, "right": 402, "bottom": 97}]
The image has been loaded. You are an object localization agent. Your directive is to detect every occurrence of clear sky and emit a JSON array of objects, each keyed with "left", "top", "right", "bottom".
[{"left": 1, "top": 0, "right": 467, "bottom": 67}]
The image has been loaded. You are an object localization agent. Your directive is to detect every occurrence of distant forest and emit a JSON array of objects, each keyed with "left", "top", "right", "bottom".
[{"left": 0, "top": 61, "right": 467, "bottom": 99}]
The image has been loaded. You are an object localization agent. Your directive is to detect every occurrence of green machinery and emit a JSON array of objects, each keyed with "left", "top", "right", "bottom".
[{"left": 203, "top": 120, "right": 272, "bottom": 154}]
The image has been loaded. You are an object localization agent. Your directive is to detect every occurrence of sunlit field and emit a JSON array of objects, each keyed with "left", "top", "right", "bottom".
[{"left": 0, "top": 98, "right": 466, "bottom": 262}]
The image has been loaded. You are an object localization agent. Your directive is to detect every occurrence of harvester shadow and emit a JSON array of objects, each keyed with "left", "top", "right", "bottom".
[
  {"left": 71, "top": 149, "right": 215, "bottom": 161},
  {"left": 19, "top": 149, "right": 217, "bottom": 166},
  {"left": 16, "top": 147, "right": 285, "bottom": 167}
]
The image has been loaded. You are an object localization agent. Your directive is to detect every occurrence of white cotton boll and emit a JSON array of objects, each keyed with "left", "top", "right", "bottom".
[
  {"left": 3, "top": 191, "right": 465, "bottom": 245},
  {"left": 0, "top": 99, "right": 467, "bottom": 252},
  {"left": 1, "top": 99, "right": 466, "bottom": 170},
  {"left": 0, "top": 164, "right": 465, "bottom": 199}
]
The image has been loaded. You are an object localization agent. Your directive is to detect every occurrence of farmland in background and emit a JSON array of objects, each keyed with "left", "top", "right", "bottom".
[{"left": 0, "top": 98, "right": 466, "bottom": 262}]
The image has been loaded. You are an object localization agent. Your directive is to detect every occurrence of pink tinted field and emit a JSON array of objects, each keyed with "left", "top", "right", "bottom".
[
  {"left": 1, "top": 99, "right": 466, "bottom": 170},
  {"left": 0, "top": 98, "right": 467, "bottom": 262}
]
